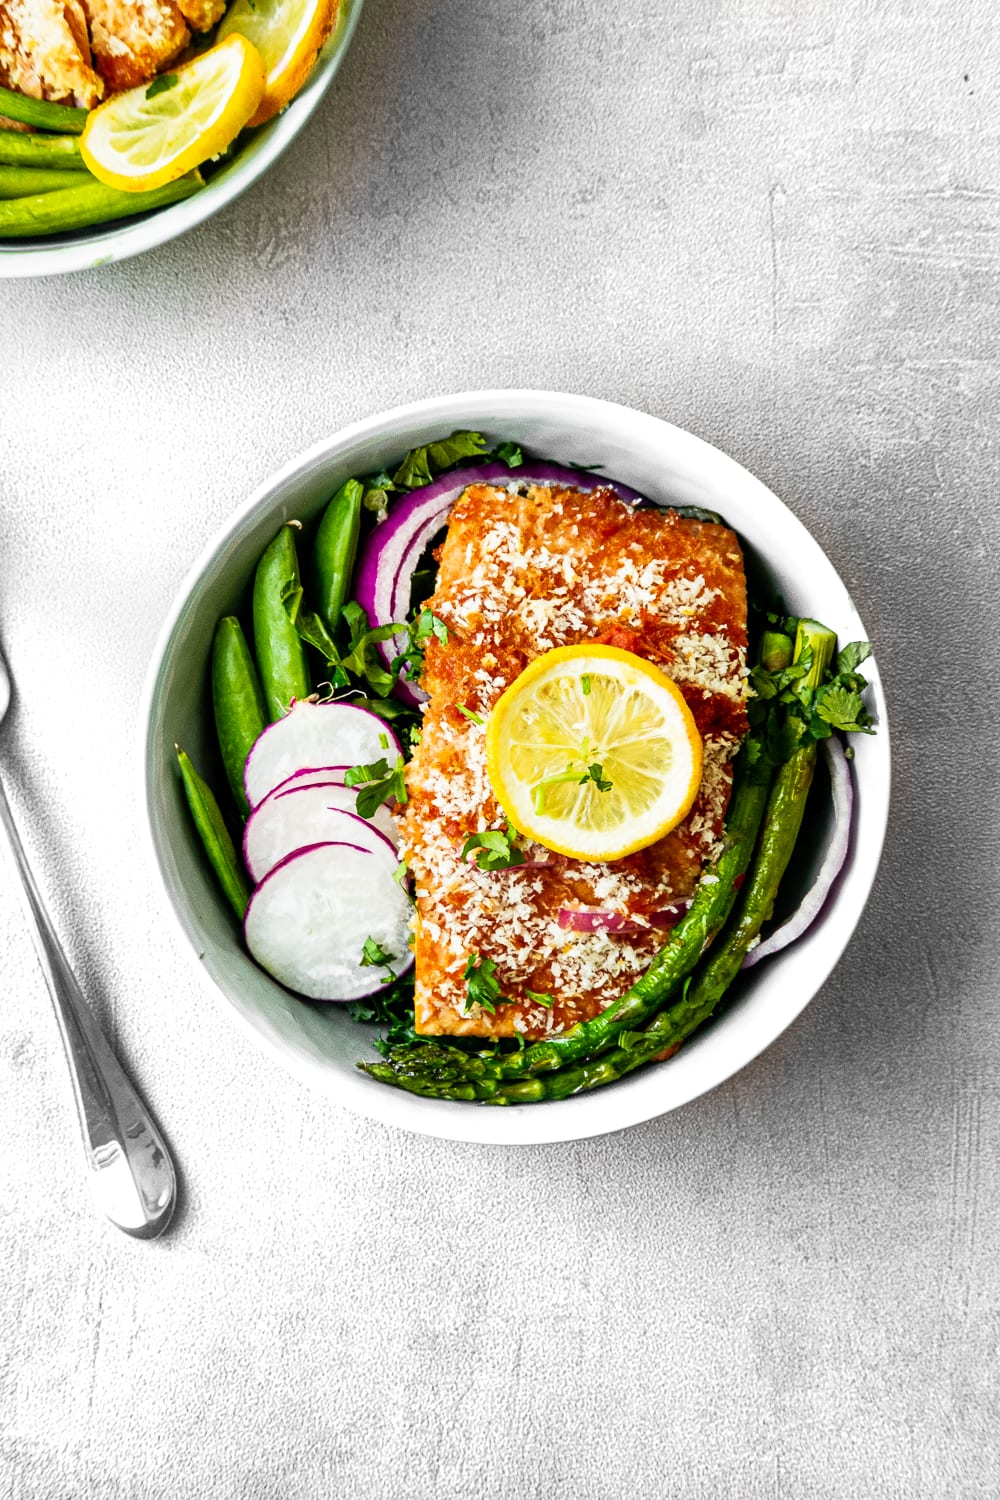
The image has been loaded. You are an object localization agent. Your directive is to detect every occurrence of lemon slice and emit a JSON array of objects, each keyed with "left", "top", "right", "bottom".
[
  {"left": 485, "top": 644, "right": 703, "bottom": 861},
  {"left": 79, "top": 35, "right": 266, "bottom": 192},
  {"left": 218, "top": 0, "right": 340, "bottom": 127}
]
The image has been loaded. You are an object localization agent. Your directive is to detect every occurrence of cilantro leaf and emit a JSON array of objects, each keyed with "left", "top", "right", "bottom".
[
  {"left": 389, "top": 609, "right": 448, "bottom": 685},
  {"left": 836, "top": 640, "right": 873, "bottom": 676},
  {"left": 813, "top": 684, "right": 874, "bottom": 734},
  {"left": 525, "top": 989, "right": 555, "bottom": 1008},
  {"left": 360, "top": 936, "right": 395, "bottom": 968},
  {"left": 146, "top": 73, "right": 178, "bottom": 99},
  {"left": 344, "top": 755, "right": 408, "bottom": 817},
  {"left": 580, "top": 762, "right": 612, "bottom": 792},
  {"left": 393, "top": 432, "right": 489, "bottom": 490},
  {"left": 460, "top": 821, "right": 526, "bottom": 872},
  {"left": 495, "top": 441, "right": 523, "bottom": 468},
  {"left": 462, "top": 953, "right": 506, "bottom": 1015}
]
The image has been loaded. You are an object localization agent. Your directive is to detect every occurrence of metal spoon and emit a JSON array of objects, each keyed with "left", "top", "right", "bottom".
[{"left": 0, "top": 647, "right": 176, "bottom": 1238}]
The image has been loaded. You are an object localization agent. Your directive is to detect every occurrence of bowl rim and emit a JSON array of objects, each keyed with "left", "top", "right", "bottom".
[
  {"left": 140, "top": 388, "right": 892, "bottom": 1145},
  {"left": 0, "top": 0, "right": 363, "bottom": 280}
]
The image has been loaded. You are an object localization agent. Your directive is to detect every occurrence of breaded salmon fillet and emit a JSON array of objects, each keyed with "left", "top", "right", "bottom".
[
  {"left": 399, "top": 477, "right": 749, "bottom": 1040},
  {"left": 0, "top": 0, "right": 103, "bottom": 106},
  {"left": 79, "top": 0, "right": 188, "bottom": 92}
]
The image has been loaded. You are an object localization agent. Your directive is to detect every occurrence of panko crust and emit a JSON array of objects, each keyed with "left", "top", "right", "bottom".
[{"left": 399, "top": 478, "right": 749, "bottom": 1040}]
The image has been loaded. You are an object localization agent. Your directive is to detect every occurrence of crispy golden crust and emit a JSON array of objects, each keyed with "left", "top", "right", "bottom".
[
  {"left": 173, "top": 0, "right": 222, "bottom": 33},
  {"left": 79, "top": 0, "right": 187, "bottom": 92},
  {"left": 399, "top": 479, "right": 749, "bottom": 1040},
  {"left": 0, "top": 0, "right": 103, "bottom": 106}
]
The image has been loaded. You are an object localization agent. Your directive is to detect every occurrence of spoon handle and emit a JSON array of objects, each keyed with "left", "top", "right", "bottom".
[{"left": 0, "top": 773, "right": 176, "bottom": 1238}]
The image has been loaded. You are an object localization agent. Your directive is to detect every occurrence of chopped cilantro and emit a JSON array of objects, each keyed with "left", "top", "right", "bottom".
[
  {"left": 455, "top": 703, "right": 486, "bottom": 726},
  {"left": 360, "top": 937, "right": 396, "bottom": 968},
  {"left": 460, "top": 821, "right": 526, "bottom": 872},
  {"left": 580, "top": 674, "right": 591, "bottom": 696},
  {"left": 390, "top": 609, "right": 448, "bottom": 685},
  {"left": 146, "top": 73, "right": 178, "bottom": 99},
  {"left": 525, "top": 989, "right": 555, "bottom": 1008},
  {"left": 580, "top": 762, "right": 612, "bottom": 792},
  {"left": 344, "top": 755, "right": 408, "bottom": 817},
  {"left": 462, "top": 953, "right": 506, "bottom": 1015}
]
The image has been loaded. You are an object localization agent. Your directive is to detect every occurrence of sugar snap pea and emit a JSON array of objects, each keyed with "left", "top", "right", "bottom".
[
  {"left": 176, "top": 747, "right": 250, "bottom": 920},
  {"left": 313, "top": 479, "right": 364, "bottom": 634},
  {"left": 253, "top": 523, "right": 312, "bottom": 721},
  {"left": 211, "top": 616, "right": 267, "bottom": 817}
]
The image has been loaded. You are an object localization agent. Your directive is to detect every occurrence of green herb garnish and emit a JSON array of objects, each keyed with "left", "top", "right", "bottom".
[
  {"left": 146, "top": 73, "right": 178, "bottom": 99},
  {"left": 460, "top": 821, "right": 526, "bottom": 872},
  {"left": 344, "top": 755, "right": 408, "bottom": 817},
  {"left": 463, "top": 953, "right": 506, "bottom": 1015},
  {"left": 360, "top": 937, "right": 396, "bottom": 968}
]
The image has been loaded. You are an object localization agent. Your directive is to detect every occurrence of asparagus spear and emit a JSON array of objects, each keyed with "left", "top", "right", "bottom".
[
  {"left": 361, "top": 618, "right": 870, "bottom": 1107},
  {"left": 0, "top": 129, "right": 83, "bottom": 168},
  {"left": 480, "top": 620, "right": 839, "bottom": 1104},
  {"left": 0, "top": 174, "right": 201, "bottom": 238},
  {"left": 0, "top": 85, "right": 88, "bottom": 134},
  {"left": 363, "top": 746, "right": 774, "bottom": 1097},
  {"left": 0, "top": 165, "right": 91, "bottom": 198}
]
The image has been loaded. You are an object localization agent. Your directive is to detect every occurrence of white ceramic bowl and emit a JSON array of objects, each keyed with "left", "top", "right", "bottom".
[
  {"left": 142, "top": 390, "right": 890, "bottom": 1145},
  {"left": 0, "top": 0, "right": 362, "bottom": 279}
]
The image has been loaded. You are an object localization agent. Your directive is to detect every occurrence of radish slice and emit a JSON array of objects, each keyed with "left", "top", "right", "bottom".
[
  {"left": 244, "top": 782, "right": 399, "bottom": 882},
  {"left": 243, "top": 700, "right": 402, "bottom": 809},
  {"left": 270, "top": 765, "right": 355, "bottom": 795},
  {"left": 743, "top": 736, "right": 853, "bottom": 969},
  {"left": 244, "top": 841, "right": 413, "bottom": 1001},
  {"left": 354, "top": 460, "right": 648, "bottom": 708}
]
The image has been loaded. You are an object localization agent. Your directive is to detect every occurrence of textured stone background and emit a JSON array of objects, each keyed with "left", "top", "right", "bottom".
[{"left": 2, "top": 1, "right": 998, "bottom": 1496}]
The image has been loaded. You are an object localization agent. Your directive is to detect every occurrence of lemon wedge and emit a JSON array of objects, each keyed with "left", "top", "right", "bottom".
[
  {"left": 79, "top": 35, "right": 266, "bottom": 193},
  {"left": 218, "top": 0, "right": 340, "bottom": 127},
  {"left": 485, "top": 644, "right": 703, "bottom": 861}
]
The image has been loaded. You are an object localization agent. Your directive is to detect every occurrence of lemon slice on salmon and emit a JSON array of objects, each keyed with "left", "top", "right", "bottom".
[
  {"left": 485, "top": 644, "right": 703, "bottom": 861},
  {"left": 80, "top": 35, "right": 266, "bottom": 192},
  {"left": 218, "top": 0, "right": 340, "bottom": 127}
]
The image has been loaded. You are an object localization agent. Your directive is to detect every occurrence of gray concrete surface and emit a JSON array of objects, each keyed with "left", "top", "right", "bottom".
[{"left": 2, "top": 1, "right": 998, "bottom": 1496}]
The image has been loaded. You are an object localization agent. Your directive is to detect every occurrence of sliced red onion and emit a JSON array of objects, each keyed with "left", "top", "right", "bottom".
[
  {"left": 648, "top": 901, "right": 690, "bottom": 931},
  {"left": 742, "top": 736, "right": 853, "bottom": 969},
  {"left": 353, "top": 460, "right": 649, "bottom": 708},
  {"left": 557, "top": 905, "right": 685, "bottom": 935},
  {"left": 559, "top": 908, "right": 640, "bottom": 934}
]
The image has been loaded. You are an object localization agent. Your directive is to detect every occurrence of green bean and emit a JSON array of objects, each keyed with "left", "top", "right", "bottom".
[
  {"left": 0, "top": 85, "right": 88, "bottom": 133},
  {"left": 0, "top": 165, "right": 91, "bottom": 198},
  {"left": 212, "top": 616, "right": 267, "bottom": 816},
  {"left": 0, "top": 129, "right": 82, "bottom": 167},
  {"left": 0, "top": 174, "right": 201, "bottom": 238},
  {"left": 313, "top": 479, "right": 364, "bottom": 634},
  {"left": 253, "top": 523, "right": 312, "bottom": 721},
  {"left": 176, "top": 748, "right": 250, "bottom": 921}
]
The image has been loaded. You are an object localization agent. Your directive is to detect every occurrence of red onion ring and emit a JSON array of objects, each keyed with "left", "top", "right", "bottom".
[
  {"left": 742, "top": 735, "right": 853, "bottom": 969},
  {"left": 353, "top": 461, "right": 648, "bottom": 707}
]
